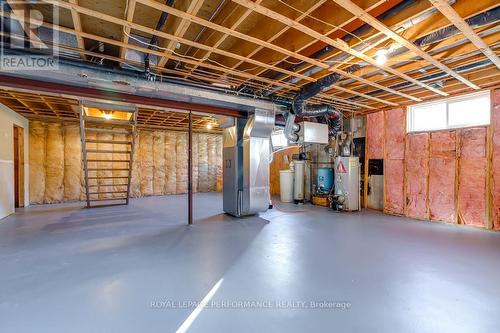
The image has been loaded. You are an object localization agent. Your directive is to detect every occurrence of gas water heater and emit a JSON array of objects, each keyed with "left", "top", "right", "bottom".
[{"left": 333, "top": 156, "right": 361, "bottom": 211}]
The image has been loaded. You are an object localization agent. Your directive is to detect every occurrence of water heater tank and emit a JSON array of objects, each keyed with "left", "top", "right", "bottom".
[
  {"left": 317, "top": 168, "right": 334, "bottom": 194},
  {"left": 293, "top": 160, "right": 305, "bottom": 203}
]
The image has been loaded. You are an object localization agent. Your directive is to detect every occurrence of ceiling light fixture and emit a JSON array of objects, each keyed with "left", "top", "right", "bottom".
[
  {"left": 375, "top": 49, "right": 388, "bottom": 66},
  {"left": 103, "top": 111, "right": 113, "bottom": 120}
]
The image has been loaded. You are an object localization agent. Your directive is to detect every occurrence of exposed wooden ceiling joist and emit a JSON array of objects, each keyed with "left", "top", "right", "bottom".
[{"left": 429, "top": 0, "right": 500, "bottom": 70}]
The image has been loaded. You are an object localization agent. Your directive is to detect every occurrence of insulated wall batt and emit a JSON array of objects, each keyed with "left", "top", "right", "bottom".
[
  {"left": 45, "top": 123, "right": 64, "bottom": 203},
  {"left": 63, "top": 124, "right": 82, "bottom": 201},
  {"left": 192, "top": 133, "right": 199, "bottom": 193},
  {"left": 428, "top": 131, "right": 456, "bottom": 223},
  {"left": 367, "top": 111, "right": 384, "bottom": 159},
  {"left": 176, "top": 132, "right": 188, "bottom": 193},
  {"left": 164, "top": 131, "right": 177, "bottom": 194},
  {"left": 96, "top": 132, "right": 113, "bottom": 199},
  {"left": 207, "top": 135, "right": 217, "bottom": 191},
  {"left": 113, "top": 133, "right": 129, "bottom": 198},
  {"left": 130, "top": 131, "right": 141, "bottom": 197},
  {"left": 139, "top": 131, "right": 154, "bottom": 196},
  {"left": 384, "top": 159, "right": 404, "bottom": 215},
  {"left": 384, "top": 109, "right": 405, "bottom": 215},
  {"left": 198, "top": 134, "right": 209, "bottom": 192},
  {"left": 216, "top": 135, "right": 223, "bottom": 192},
  {"left": 458, "top": 128, "right": 487, "bottom": 227},
  {"left": 493, "top": 89, "right": 500, "bottom": 230},
  {"left": 29, "top": 121, "right": 46, "bottom": 203},
  {"left": 384, "top": 108, "right": 405, "bottom": 160},
  {"left": 28, "top": 122, "right": 223, "bottom": 202},
  {"left": 405, "top": 133, "right": 429, "bottom": 219},
  {"left": 153, "top": 131, "right": 166, "bottom": 195}
]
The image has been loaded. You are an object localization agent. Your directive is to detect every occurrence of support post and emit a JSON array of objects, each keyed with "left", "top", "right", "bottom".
[{"left": 188, "top": 111, "right": 193, "bottom": 225}]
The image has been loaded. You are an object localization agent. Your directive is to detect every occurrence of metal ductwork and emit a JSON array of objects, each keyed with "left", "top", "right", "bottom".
[
  {"left": 414, "top": 6, "right": 499, "bottom": 48},
  {"left": 223, "top": 108, "right": 275, "bottom": 217},
  {"left": 284, "top": 67, "right": 358, "bottom": 141},
  {"left": 0, "top": 53, "right": 286, "bottom": 114}
]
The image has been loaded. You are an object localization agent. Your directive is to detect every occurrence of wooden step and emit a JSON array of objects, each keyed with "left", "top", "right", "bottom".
[
  {"left": 88, "top": 176, "right": 129, "bottom": 179},
  {"left": 89, "top": 197, "right": 128, "bottom": 202},
  {"left": 89, "top": 191, "right": 129, "bottom": 195},
  {"left": 86, "top": 159, "right": 130, "bottom": 162},
  {"left": 88, "top": 183, "right": 128, "bottom": 187},
  {"left": 85, "top": 127, "right": 131, "bottom": 134},
  {"left": 85, "top": 139, "right": 132, "bottom": 145},
  {"left": 84, "top": 116, "right": 134, "bottom": 127},
  {"left": 86, "top": 149, "right": 131, "bottom": 154},
  {"left": 87, "top": 168, "right": 129, "bottom": 171}
]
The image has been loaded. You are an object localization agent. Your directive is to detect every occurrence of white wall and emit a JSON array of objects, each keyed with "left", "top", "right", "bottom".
[{"left": 0, "top": 103, "right": 29, "bottom": 220}]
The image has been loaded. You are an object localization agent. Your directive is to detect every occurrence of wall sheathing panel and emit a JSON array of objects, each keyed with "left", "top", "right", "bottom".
[
  {"left": 45, "top": 123, "right": 64, "bottom": 203},
  {"left": 153, "top": 131, "right": 166, "bottom": 196},
  {"left": 405, "top": 133, "right": 429, "bottom": 220},
  {"left": 428, "top": 131, "right": 457, "bottom": 223},
  {"left": 493, "top": 89, "right": 500, "bottom": 230},
  {"left": 458, "top": 127, "right": 487, "bottom": 227},
  {"left": 139, "top": 131, "right": 154, "bottom": 196},
  {"left": 63, "top": 124, "right": 82, "bottom": 201},
  {"left": 176, "top": 132, "right": 188, "bottom": 194},
  {"left": 29, "top": 121, "right": 46, "bottom": 204},
  {"left": 367, "top": 111, "right": 384, "bottom": 159},
  {"left": 28, "top": 121, "right": 222, "bottom": 204},
  {"left": 164, "top": 131, "right": 177, "bottom": 194},
  {"left": 384, "top": 109, "right": 405, "bottom": 215}
]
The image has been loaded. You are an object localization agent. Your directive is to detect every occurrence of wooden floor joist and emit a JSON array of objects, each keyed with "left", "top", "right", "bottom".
[
  {"left": 1, "top": 0, "right": 498, "bottom": 113},
  {"left": 429, "top": 0, "right": 500, "bottom": 71}
]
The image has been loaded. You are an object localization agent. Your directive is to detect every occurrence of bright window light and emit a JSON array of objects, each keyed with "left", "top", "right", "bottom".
[
  {"left": 407, "top": 91, "right": 490, "bottom": 133},
  {"left": 448, "top": 93, "right": 490, "bottom": 128}
]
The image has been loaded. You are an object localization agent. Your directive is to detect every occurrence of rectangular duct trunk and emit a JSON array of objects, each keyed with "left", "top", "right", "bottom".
[{"left": 223, "top": 109, "right": 274, "bottom": 216}]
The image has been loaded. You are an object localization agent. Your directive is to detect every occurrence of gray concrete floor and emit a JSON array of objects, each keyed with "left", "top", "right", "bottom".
[{"left": 1, "top": 193, "right": 500, "bottom": 333}]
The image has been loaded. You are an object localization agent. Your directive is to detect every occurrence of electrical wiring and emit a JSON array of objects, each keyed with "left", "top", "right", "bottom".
[
  {"left": 124, "top": 31, "right": 298, "bottom": 75},
  {"left": 276, "top": 0, "right": 376, "bottom": 50}
]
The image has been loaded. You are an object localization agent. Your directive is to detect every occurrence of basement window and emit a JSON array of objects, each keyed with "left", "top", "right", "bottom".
[{"left": 407, "top": 91, "right": 490, "bottom": 132}]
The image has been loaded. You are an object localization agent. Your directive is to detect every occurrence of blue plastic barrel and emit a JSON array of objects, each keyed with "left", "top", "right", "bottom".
[{"left": 317, "top": 168, "right": 334, "bottom": 194}]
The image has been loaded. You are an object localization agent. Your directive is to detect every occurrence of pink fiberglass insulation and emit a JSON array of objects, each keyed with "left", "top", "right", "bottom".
[
  {"left": 458, "top": 128, "right": 487, "bottom": 227},
  {"left": 429, "top": 158, "right": 456, "bottom": 223},
  {"left": 428, "top": 131, "right": 456, "bottom": 223},
  {"left": 384, "top": 108, "right": 405, "bottom": 159},
  {"left": 405, "top": 133, "right": 429, "bottom": 219},
  {"left": 492, "top": 89, "right": 500, "bottom": 230},
  {"left": 430, "top": 131, "right": 456, "bottom": 158},
  {"left": 384, "top": 159, "right": 404, "bottom": 215},
  {"left": 367, "top": 111, "right": 384, "bottom": 159}
]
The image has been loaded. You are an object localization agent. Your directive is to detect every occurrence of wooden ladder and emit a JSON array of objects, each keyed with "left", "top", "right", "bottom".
[{"left": 79, "top": 104, "right": 138, "bottom": 208}]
